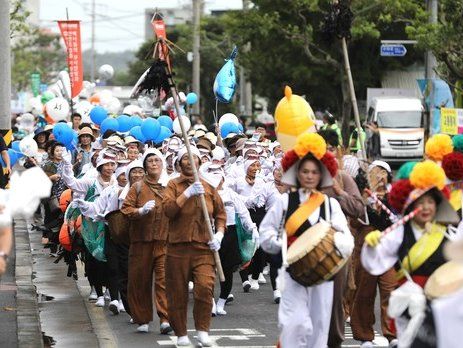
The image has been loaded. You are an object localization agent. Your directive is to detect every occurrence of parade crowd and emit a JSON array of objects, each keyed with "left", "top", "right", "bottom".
[{"left": 2, "top": 94, "right": 463, "bottom": 348}]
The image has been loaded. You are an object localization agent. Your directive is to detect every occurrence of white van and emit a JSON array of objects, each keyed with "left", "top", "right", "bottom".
[{"left": 366, "top": 97, "right": 424, "bottom": 162}]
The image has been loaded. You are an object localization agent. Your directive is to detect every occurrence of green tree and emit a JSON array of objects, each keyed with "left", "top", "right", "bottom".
[
  {"left": 9, "top": 0, "right": 32, "bottom": 39},
  {"left": 224, "top": 0, "right": 427, "bottom": 142}
]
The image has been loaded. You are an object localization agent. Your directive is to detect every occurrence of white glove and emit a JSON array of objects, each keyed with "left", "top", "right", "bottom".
[
  {"left": 71, "top": 198, "right": 87, "bottom": 209},
  {"left": 333, "top": 232, "right": 354, "bottom": 258},
  {"left": 184, "top": 182, "right": 205, "bottom": 198},
  {"left": 252, "top": 229, "right": 260, "bottom": 247},
  {"left": 62, "top": 150, "right": 72, "bottom": 165},
  {"left": 138, "top": 200, "right": 155, "bottom": 215},
  {"left": 208, "top": 231, "right": 224, "bottom": 251},
  {"left": 245, "top": 195, "right": 263, "bottom": 209}
]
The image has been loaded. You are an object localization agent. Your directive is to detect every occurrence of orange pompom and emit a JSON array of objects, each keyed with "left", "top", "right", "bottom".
[
  {"left": 409, "top": 160, "right": 446, "bottom": 190},
  {"left": 293, "top": 133, "right": 326, "bottom": 160},
  {"left": 425, "top": 134, "right": 453, "bottom": 161}
]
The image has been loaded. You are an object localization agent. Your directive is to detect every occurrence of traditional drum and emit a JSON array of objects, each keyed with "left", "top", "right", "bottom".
[
  {"left": 105, "top": 210, "right": 130, "bottom": 246},
  {"left": 286, "top": 221, "right": 347, "bottom": 287}
]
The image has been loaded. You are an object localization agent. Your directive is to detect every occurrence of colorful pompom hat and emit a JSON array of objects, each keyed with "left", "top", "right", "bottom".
[
  {"left": 280, "top": 132, "right": 338, "bottom": 188},
  {"left": 388, "top": 160, "right": 459, "bottom": 225}
]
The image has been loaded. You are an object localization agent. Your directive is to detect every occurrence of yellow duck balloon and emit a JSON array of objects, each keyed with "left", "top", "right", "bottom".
[{"left": 275, "top": 86, "right": 316, "bottom": 151}]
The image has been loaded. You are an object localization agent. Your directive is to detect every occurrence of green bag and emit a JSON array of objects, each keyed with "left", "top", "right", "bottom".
[
  {"left": 235, "top": 214, "right": 257, "bottom": 264},
  {"left": 80, "top": 183, "right": 107, "bottom": 262}
]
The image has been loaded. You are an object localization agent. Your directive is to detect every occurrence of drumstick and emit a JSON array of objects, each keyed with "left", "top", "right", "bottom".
[
  {"left": 364, "top": 188, "right": 396, "bottom": 218},
  {"left": 381, "top": 207, "right": 422, "bottom": 237}
]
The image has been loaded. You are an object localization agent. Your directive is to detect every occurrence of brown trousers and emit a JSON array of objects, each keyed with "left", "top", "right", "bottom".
[
  {"left": 350, "top": 263, "right": 397, "bottom": 341},
  {"left": 165, "top": 243, "right": 215, "bottom": 337},
  {"left": 128, "top": 241, "right": 168, "bottom": 325}
]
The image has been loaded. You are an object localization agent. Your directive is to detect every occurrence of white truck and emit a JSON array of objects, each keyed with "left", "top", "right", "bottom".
[{"left": 365, "top": 88, "right": 424, "bottom": 162}]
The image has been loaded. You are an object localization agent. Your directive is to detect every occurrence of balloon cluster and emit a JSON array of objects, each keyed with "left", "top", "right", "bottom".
[{"left": 218, "top": 113, "right": 243, "bottom": 138}]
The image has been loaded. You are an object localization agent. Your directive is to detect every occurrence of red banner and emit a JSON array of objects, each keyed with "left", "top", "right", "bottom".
[{"left": 58, "top": 20, "right": 83, "bottom": 98}]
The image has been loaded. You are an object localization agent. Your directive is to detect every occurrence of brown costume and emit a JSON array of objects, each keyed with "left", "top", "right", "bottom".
[
  {"left": 163, "top": 175, "right": 226, "bottom": 337},
  {"left": 121, "top": 177, "right": 169, "bottom": 325}
]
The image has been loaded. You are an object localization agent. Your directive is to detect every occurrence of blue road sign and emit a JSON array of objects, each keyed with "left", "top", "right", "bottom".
[{"left": 380, "top": 44, "right": 407, "bottom": 57}]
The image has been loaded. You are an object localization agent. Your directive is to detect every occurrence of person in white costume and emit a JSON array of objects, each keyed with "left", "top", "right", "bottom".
[{"left": 259, "top": 133, "right": 354, "bottom": 348}]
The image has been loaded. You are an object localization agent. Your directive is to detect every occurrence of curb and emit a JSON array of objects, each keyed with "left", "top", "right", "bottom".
[{"left": 14, "top": 219, "right": 44, "bottom": 348}]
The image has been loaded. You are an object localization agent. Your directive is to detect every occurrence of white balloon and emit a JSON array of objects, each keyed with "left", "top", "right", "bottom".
[
  {"left": 28, "top": 97, "right": 43, "bottom": 116},
  {"left": 106, "top": 97, "right": 121, "bottom": 114},
  {"left": 19, "top": 136, "right": 38, "bottom": 157},
  {"left": 58, "top": 70, "right": 72, "bottom": 100},
  {"left": 98, "top": 64, "right": 115, "bottom": 80},
  {"left": 99, "top": 89, "right": 113, "bottom": 107},
  {"left": 178, "top": 92, "right": 187, "bottom": 103},
  {"left": 46, "top": 97, "right": 70, "bottom": 122},
  {"left": 75, "top": 101, "right": 94, "bottom": 123},
  {"left": 123, "top": 104, "right": 143, "bottom": 116},
  {"left": 219, "top": 113, "right": 239, "bottom": 128},
  {"left": 173, "top": 116, "right": 191, "bottom": 135}
]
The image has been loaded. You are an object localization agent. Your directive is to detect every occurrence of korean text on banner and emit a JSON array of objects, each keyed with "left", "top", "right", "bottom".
[
  {"left": 58, "top": 20, "right": 83, "bottom": 98},
  {"left": 441, "top": 108, "right": 463, "bottom": 135}
]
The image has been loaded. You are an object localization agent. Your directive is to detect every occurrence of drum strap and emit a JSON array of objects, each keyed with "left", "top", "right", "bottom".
[{"left": 285, "top": 191, "right": 325, "bottom": 237}]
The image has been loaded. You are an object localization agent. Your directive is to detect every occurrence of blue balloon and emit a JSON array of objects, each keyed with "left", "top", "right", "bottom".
[
  {"left": 100, "top": 118, "right": 119, "bottom": 134},
  {"left": 53, "top": 123, "right": 74, "bottom": 146},
  {"left": 220, "top": 122, "right": 240, "bottom": 138},
  {"left": 213, "top": 46, "right": 238, "bottom": 104},
  {"left": 238, "top": 123, "right": 244, "bottom": 133},
  {"left": 65, "top": 132, "right": 78, "bottom": 151},
  {"left": 90, "top": 106, "right": 108, "bottom": 125},
  {"left": 141, "top": 118, "right": 161, "bottom": 141},
  {"left": 157, "top": 116, "right": 173, "bottom": 131},
  {"left": 154, "top": 126, "right": 172, "bottom": 144},
  {"left": 129, "top": 126, "right": 146, "bottom": 143},
  {"left": 11, "top": 141, "right": 24, "bottom": 158},
  {"left": 186, "top": 92, "right": 198, "bottom": 105},
  {"left": 130, "top": 115, "right": 143, "bottom": 128},
  {"left": 117, "top": 115, "right": 132, "bottom": 132}
]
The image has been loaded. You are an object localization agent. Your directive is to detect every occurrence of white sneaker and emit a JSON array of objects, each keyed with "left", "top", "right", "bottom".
[
  {"left": 104, "top": 289, "right": 110, "bottom": 301},
  {"left": 345, "top": 316, "right": 351, "bottom": 323},
  {"left": 242, "top": 280, "right": 251, "bottom": 293},
  {"left": 188, "top": 281, "right": 194, "bottom": 293},
  {"left": 263, "top": 265, "right": 270, "bottom": 275},
  {"left": 95, "top": 296, "right": 105, "bottom": 307},
  {"left": 211, "top": 298, "right": 216, "bottom": 317},
  {"left": 273, "top": 289, "right": 281, "bottom": 304},
  {"left": 258, "top": 273, "right": 267, "bottom": 284},
  {"left": 360, "top": 341, "right": 374, "bottom": 348},
  {"left": 109, "top": 300, "right": 120, "bottom": 315},
  {"left": 216, "top": 307, "right": 227, "bottom": 315},
  {"left": 129, "top": 318, "right": 134, "bottom": 324},
  {"left": 225, "top": 294, "right": 234, "bottom": 305},
  {"left": 389, "top": 339, "right": 398, "bottom": 348},
  {"left": 197, "top": 331, "right": 212, "bottom": 347},
  {"left": 216, "top": 298, "right": 227, "bottom": 315},
  {"left": 160, "top": 322, "right": 173, "bottom": 335},
  {"left": 118, "top": 300, "right": 126, "bottom": 312},
  {"left": 250, "top": 278, "right": 260, "bottom": 290},
  {"left": 177, "top": 335, "right": 191, "bottom": 346},
  {"left": 137, "top": 324, "right": 149, "bottom": 333},
  {"left": 88, "top": 287, "right": 97, "bottom": 301}
]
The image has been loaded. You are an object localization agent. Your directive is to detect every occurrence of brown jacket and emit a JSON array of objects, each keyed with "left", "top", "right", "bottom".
[
  {"left": 163, "top": 175, "right": 226, "bottom": 244},
  {"left": 121, "top": 177, "right": 168, "bottom": 242}
]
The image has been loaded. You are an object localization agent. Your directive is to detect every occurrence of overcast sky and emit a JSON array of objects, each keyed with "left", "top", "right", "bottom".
[{"left": 39, "top": 0, "right": 243, "bottom": 52}]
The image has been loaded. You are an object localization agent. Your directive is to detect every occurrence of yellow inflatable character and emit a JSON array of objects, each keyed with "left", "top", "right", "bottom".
[{"left": 274, "top": 86, "right": 316, "bottom": 151}]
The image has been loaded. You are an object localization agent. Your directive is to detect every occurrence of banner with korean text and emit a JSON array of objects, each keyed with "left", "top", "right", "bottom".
[
  {"left": 441, "top": 108, "right": 463, "bottom": 135},
  {"left": 58, "top": 20, "right": 83, "bottom": 98}
]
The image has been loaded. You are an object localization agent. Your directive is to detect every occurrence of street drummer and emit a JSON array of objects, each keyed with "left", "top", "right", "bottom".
[{"left": 259, "top": 133, "right": 354, "bottom": 348}]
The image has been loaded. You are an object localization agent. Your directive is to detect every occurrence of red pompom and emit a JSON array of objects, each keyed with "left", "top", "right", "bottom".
[
  {"left": 441, "top": 185, "right": 451, "bottom": 200},
  {"left": 320, "top": 152, "right": 338, "bottom": 178},
  {"left": 281, "top": 150, "right": 299, "bottom": 172},
  {"left": 388, "top": 179, "right": 414, "bottom": 213},
  {"left": 442, "top": 151, "right": 463, "bottom": 181}
]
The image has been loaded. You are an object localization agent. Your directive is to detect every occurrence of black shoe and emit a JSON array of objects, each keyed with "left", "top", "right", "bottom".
[{"left": 225, "top": 294, "right": 234, "bottom": 304}]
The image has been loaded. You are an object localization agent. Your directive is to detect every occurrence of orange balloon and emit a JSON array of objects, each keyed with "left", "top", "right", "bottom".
[
  {"left": 59, "top": 189, "right": 72, "bottom": 212},
  {"left": 89, "top": 95, "right": 100, "bottom": 105}
]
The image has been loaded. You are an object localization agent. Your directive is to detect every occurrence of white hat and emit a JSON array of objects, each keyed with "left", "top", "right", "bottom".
[
  {"left": 125, "top": 159, "right": 144, "bottom": 179},
  {"left": 369, "top": 160, "right": 391, "bottom": 173},
  {"left": 244, "top": 158, "right": 260, "bottom": 174},
  {"left": 211, "top": 147, "right": 225, "bottom": 161},
  {"left": 96, "top": 150, "right": 117, "bottom": 169},
  {"left": 142, "top": 148, "right": 166, "bottom": 169},
  {"left": 115, "top": 165, "right": 127, "bottom": 179},
  {"left": 177, "top": 146, "right": 201, "bottom": 163},
  {"left": 124, "top": 136, "right": 141, "bottom": 146}
]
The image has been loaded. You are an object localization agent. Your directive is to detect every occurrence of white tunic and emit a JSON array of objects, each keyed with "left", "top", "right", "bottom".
[{"left": 218, "top": 187, "right": 257, "bottom": 232}]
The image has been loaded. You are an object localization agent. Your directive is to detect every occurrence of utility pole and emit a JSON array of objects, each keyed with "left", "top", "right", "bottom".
[
  {"left": 90, "top": 0, "right": 96, "bottom": 82},
  {"left": 192, "top": 0, "right": 201, "bottom": 116},
  {"left": 425, "top": 0, "right": 438, "bottom": 80},
  {"left": 0, "top": 0, "right": 11, "bottom": 133}
]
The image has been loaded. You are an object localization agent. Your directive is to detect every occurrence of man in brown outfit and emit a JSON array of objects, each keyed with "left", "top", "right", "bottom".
[
  {"left": 121, "top": 148, "right": 172, "bottom": 334},
  {"left": 163, "top": 147, "right": 226, "bottom": 347}
]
